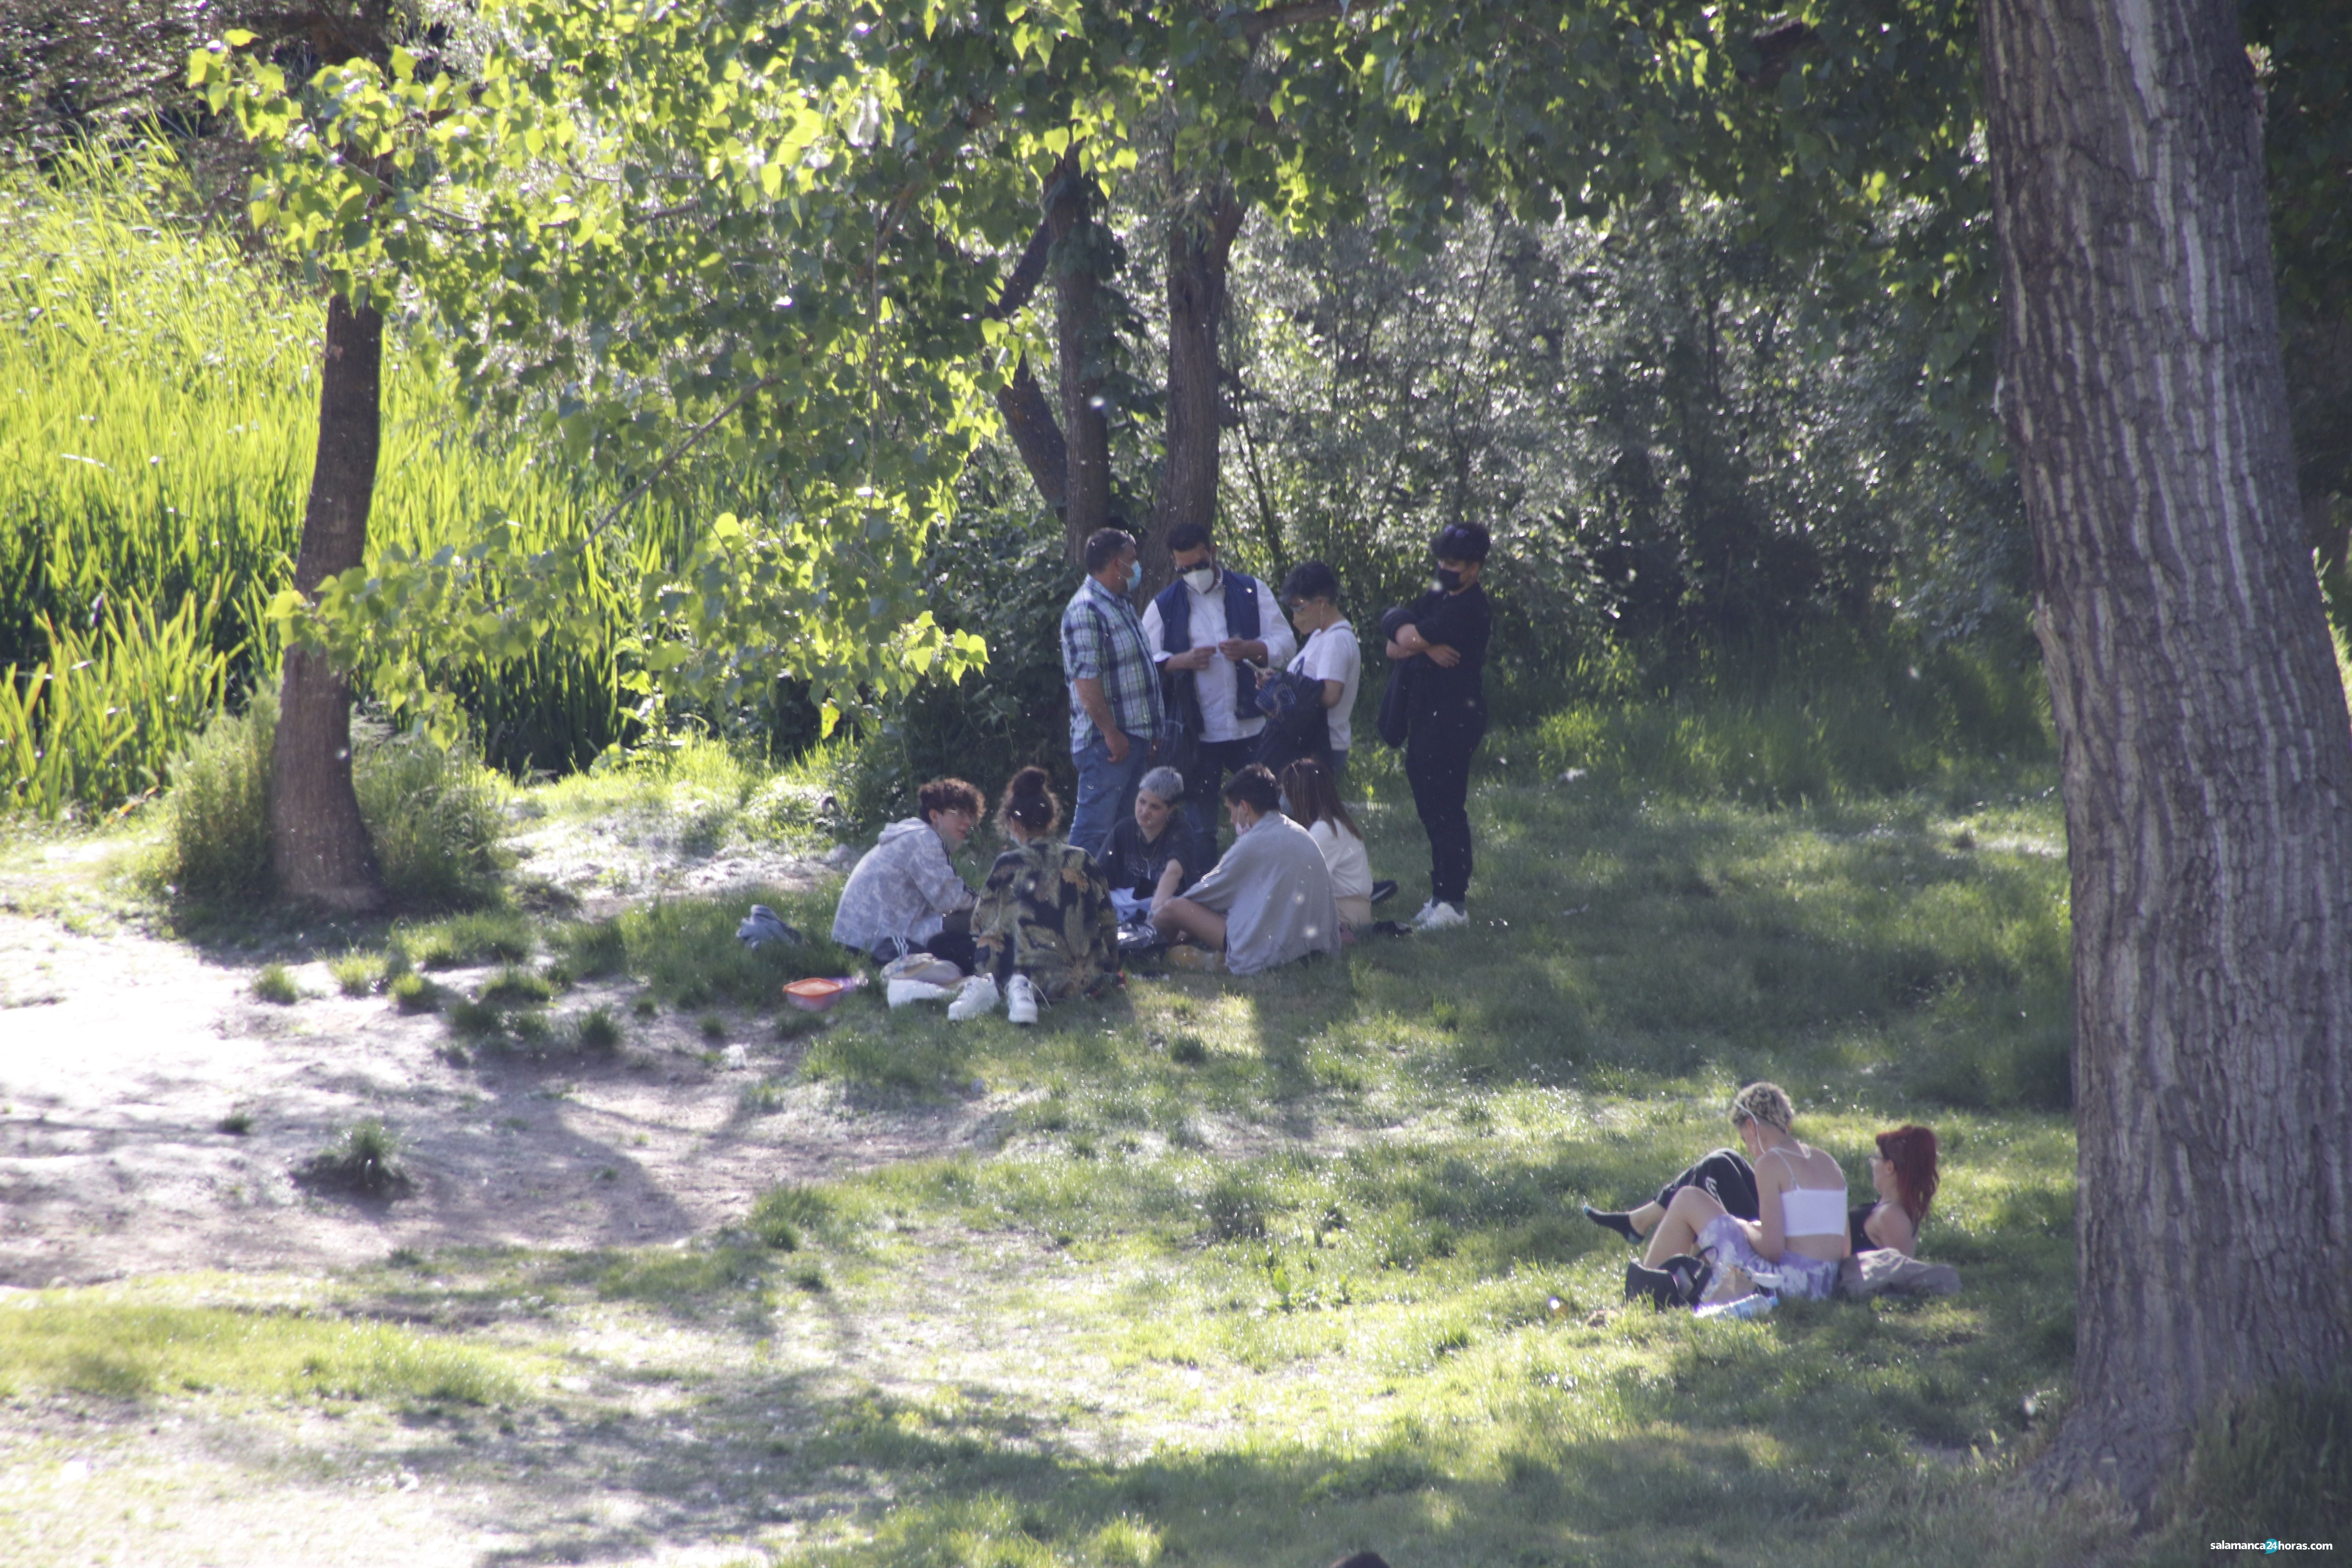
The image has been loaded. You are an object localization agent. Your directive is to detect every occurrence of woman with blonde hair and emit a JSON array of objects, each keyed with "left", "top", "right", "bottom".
[{"left": 1622, "top": 1082, "right": 1849, "bottom": 1303}]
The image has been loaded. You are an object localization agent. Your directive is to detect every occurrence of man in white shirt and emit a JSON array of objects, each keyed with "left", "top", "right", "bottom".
[{"left": 1142, "top": 521, "right": 1296, "bottom": 844}]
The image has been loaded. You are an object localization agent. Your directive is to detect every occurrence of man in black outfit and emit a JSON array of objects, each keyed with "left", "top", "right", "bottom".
[{"left": 1383, "top": 522, "right": 1492, "bottom": 930}]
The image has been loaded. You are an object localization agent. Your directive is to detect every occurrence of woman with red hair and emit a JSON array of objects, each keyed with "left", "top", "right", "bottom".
[{"left": 1853, "top": 1124, "right": 1940, "bottom": 1256}]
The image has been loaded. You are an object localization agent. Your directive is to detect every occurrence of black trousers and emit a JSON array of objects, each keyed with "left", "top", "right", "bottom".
[
  {"left": 1405, "top": 706, "right": 1486, "bottom": 906},
  {"left": 1654, "top": 1149, "right": 1760, "bottom": 1222}
]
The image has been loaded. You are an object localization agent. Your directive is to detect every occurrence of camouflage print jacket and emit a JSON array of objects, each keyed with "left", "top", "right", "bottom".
[{"left": 971, "top": 838, "right": 1119, "bottom": 1001}]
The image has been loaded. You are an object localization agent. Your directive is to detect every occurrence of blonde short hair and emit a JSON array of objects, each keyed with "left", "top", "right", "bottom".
[{"left": 1730, "top": 1081, "right": 1795, "bottom": 1132}]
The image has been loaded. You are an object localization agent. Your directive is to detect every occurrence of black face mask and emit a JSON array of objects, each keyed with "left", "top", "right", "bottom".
[{"left": 1435, "top": 567, "right": 1464, "bottom": 592}]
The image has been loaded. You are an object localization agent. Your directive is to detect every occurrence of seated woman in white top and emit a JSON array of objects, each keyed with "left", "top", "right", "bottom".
[
  {"left": 1279, "top": 757, "right": 1371, "bottom": 929},
  {"left": 1638, "top": 1081, "right": 1848, "bottom": 1300}
]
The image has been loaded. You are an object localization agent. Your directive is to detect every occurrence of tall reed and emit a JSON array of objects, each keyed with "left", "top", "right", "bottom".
[{"left": 0, "top": 145, "right": 691, "bottom": 806}]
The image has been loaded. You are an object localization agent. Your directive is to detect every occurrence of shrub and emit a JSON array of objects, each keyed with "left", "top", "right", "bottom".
[
  {"left": 296, "top": 1118, "right": 409, "bottom": 1198},
  {"left": 164, "top": 688, "right": 276, "bottom": 905},
  {"left": 252, "top": 963, "right": 299, "bottom": 1005},
  {"left": 447, "top": 998, "right": 503, "bottom": 1038},
  {"left": 479, "top": 966, "right": 554, "bottom": 1007},
  {"left": 164, "top": 695, "right": 511, "bottom": 909},
  {"left": 351, "top": 722, "right": 508, "bottom": 908},
  {"left": 574, "top": 1006, "right": 622, "bottom": 1053},
  {"left": 389, "top": 972, "right": 439, "bottom": 1013},
  {"left": 554, "top": 919, "right": 627, "bottom": 978},
  {"left": 328, "top": 951, "right": 380, "bottom": 997}
]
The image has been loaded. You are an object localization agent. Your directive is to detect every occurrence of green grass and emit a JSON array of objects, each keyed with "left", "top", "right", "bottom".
[
  {"left": 0, "top": 1290, "right": 522, "bottom": 1405},
  {"left": 327, "top": 949, "right": 382, "bottom": 997},
  {"left": 4, "top": 757, "right": 2201, "bottom": 1566},
  {"left": 250, "top": 962, "right": 299, "bottom": 1005},
  {"left": 396, "top": 909, "right": 535, "bottom": 969},
  {"left": 296, "top": 1118, "right": 408, "bottom": 1198}
]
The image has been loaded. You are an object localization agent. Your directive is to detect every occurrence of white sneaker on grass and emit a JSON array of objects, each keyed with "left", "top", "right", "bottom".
[
  {"left": 886, "top": 978, "right": 955, "bottom": 1008},
  {"left": 1414, "top": 900, "right": 1468, "bottom": 931},
  {"left": 947, "top": 975, "right": 1000, "bottom": 1022},
  {"left": 1005, "top": 973, "right": 1041, "bottom": 1025}
]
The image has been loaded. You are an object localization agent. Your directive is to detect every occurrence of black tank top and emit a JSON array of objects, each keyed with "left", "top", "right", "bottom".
[{"left": 1849, "top": 1203, "right": 1877, "bottom": 1255}]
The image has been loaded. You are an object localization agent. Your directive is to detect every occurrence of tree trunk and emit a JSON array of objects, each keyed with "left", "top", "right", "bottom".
[
  {"left": 1144, "top": 188, "right": 1247, "bottom": 594},
  {"left": 1982, "top": 0, "right": 2352, "bottom": 1509},
  {"left": 270, "top": 294, "right": 385, "bottom": 911},
  {"left": 987, "top": 222, "right": 1069, "bottom": 513},
  {"left": 1046, "top": 152, "right": 1112, "bottom": 563}
]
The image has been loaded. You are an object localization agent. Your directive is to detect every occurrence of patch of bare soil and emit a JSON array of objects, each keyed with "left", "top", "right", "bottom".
[{"left": 0, "top": 845, "right": 987, "bottom": 1290}]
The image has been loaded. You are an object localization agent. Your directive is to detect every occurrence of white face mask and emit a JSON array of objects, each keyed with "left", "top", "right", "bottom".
[{"left": 1181, "top": 565, "right": 1216, "bottom": 594}]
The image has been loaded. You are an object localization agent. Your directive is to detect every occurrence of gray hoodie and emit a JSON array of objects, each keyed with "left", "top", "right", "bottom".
[{"left": 829, "top": 818, "right": 972, "bottom": 955}]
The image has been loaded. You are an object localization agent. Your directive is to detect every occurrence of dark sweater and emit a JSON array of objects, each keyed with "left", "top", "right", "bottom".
[
  {"left": 1400, "top": 583, "right": 1490, "bottom": 720},
  {"left": 1097, "top": 815, "right": 1210, "bottom": 900}
]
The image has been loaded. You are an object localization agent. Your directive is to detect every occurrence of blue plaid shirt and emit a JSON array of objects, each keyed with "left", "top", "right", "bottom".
[{"left": 1060, "top": 574, "right": 1165, "bottom": 751}]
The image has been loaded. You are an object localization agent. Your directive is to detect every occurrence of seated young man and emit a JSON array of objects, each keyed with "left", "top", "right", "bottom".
[
  {"left": 1096, "top": 765, "right": 1212, "bottom": 922},
  {"left": 829, "top": 777, "right": 983, "bottom": 968},
  {"left": 1148, "top": 764, "right": 1341, "bottom": 975}
]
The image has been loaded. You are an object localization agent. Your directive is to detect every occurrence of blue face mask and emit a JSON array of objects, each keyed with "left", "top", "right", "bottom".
[{"left": 1124, "top": 559, "right": 1143, "bottom": 593}]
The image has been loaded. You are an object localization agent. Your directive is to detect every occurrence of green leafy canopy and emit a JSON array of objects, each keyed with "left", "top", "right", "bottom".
[{"left": 192, "top": 0, "right": 1990, "bottom": 739}]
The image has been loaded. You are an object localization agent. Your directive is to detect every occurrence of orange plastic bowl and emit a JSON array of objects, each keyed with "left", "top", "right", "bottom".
[{"left": 783, "top": 976, "right": 858, "bottom": 1013}]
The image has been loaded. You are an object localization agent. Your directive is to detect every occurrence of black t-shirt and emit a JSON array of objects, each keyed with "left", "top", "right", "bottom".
[
  {"left": 1401, "top": 583, "right": 1490, "bottom": 719},
  {"left": 1097, "top": 815, "right": 1210, "bottom": 900}
]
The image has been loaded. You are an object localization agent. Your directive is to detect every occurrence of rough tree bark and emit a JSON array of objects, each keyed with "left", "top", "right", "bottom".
[
  {"left": 270, "top": 294, "right": 385, "bottom": 911},
  {"left": 1981, "top": 0, "right": 2352, "bottom": 1508},
  {"left": 1143, "top": 187, "right": 1248, "bottom": 592},
  {"left": 1045, "top": 152, "right": 1112, "bottom": 562}
]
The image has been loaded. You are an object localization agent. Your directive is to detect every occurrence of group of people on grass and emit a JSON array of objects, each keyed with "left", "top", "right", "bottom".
[
  {"left": 1582, "top": 1080, "right": 1943, "bottom": 1312},
  {"left": 830, "top": 514, "right": 1494, "bottom": 1020}
]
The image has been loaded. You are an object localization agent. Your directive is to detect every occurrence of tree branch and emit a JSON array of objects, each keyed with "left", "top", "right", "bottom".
[
  {"left": 586, "top": 376, "right": 775, "bottom": 542},
  {"left": 1238, "top": 2, "right": 1343, "bottom": 42},
  {"left": 987, "top": 221, "right": 1054, "bottom": 321}
]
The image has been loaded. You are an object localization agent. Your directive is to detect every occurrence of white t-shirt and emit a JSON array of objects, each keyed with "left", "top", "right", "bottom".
[
  {"left": 1289, "top": 619, "right": 1361, "bottom": 753},
  {"left": 1307, "top": 817, "right": 1371, "bottom": 901}
]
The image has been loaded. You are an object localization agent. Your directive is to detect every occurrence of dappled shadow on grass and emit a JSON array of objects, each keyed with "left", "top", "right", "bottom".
[
  {"left": 278, "top": 1333, "right": 2076, "bottom": 1568},
  {"left": 1330, "top": 780, "right": 2074, "bottom": 1117}
]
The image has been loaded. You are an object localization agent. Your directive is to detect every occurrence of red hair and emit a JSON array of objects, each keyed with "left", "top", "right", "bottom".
[{"left": 1876, "top": 1124, "right": 1940, "bottom": 1225}]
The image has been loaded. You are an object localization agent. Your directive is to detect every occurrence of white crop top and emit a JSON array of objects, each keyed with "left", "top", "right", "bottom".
[
  {"left": 1779, "top": 1185, "right": 1849, "bottom": 1238},
  {"left": 1770, "top": 1147, "right": 1849, "bottom": 1238}
]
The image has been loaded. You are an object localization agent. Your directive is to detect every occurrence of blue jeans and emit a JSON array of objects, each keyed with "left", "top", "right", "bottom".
[{"left": 1070, "top": 731, "right": 1153, "bottom": 861}]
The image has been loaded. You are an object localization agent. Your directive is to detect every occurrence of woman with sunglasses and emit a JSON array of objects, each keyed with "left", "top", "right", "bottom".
[{"left": 1853, "top": 1124, "right": 1939, "bottom": 1256}]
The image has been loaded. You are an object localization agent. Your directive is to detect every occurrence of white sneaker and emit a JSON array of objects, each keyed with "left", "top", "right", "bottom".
[
  {"left": 886, "top": 978, "right": 955, "bottom": 1008},
  {"left": 1414, "top": 900, "right": 1468, "bottom": 931},
  {"left": 947, "top": 975, "right": 1000, "bottom": 1022},
  {"left": 1005, "top": 973, "right": 1041, "bottom": 1025}
]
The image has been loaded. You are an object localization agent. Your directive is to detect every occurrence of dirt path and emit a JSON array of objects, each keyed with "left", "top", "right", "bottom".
[{"left": 0, "top": 867, "right": 1000, "bottom": 1289}]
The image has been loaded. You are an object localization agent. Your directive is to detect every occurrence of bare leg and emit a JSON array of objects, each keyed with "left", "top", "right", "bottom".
[
  {"left": 1629, "top": 1200, "right": 1664, "bottom": 1236},
  {"left": 1152, "top": 897, "right": 1227, "bottom": 950},
  {"left": 1644, "top": 1185, "right": 1724, "bottom": 1268}
]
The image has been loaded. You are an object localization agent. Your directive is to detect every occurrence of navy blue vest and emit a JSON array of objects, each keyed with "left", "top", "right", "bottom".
[{"left": 1154, "top": 570, "right": 1263, "bottom": 713}]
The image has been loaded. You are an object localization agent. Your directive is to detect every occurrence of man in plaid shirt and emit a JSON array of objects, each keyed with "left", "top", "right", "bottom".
[{"left": 1060, "top": 524, "right": 1167, "bottom": 859}]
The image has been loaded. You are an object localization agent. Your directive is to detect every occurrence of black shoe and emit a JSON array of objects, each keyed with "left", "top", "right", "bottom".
[
  {"left": 1370, "top": 878, "right": 1398, "bottom": 905},
  {"left": 1582, "top": 1205, "right": 1644, "bottom": 1244},
  {"left": 1624, "top": 1260, "right": 1677, "bottom": 1309}
]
